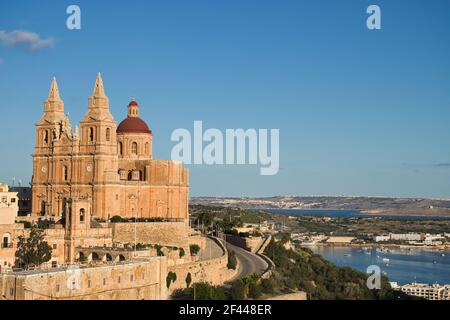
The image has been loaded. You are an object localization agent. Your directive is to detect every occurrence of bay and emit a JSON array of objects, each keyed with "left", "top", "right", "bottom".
[{"left": 308, "top": 246, "right": 450, "bottom": 285}]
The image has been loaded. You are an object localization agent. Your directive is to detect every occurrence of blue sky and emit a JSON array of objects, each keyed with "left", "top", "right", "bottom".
[{"left": 0, "top": 0, "right": 450, "bottom": 198}]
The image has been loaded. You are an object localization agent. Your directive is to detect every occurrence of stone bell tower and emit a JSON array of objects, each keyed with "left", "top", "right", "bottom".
[
  {"left": 32, "top": 78, "right": 75, "bottom": 218},
  {"left": 78, "top": 73, "right": 119, "bottom": 217},
  {"left": 64, "top": 195, "right": 92, "bottom": 263}
]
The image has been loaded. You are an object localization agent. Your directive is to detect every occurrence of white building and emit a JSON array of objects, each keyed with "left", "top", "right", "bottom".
[
  {"left": 0, "top": 184, "right": 18, "bottom": 225},
  {"left": 374, "top": 235, "right": 390, "bottom": 242},
  {"left": 390, "top": 233, "right": 423, "bottom": 241},
  {"left": 394, "top": 282, "right": 450, "bottom": 300}
]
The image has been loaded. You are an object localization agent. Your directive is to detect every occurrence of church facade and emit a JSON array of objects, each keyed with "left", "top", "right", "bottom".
[{"left": 31, "top": 74, "right": 189, "bottom": 222}]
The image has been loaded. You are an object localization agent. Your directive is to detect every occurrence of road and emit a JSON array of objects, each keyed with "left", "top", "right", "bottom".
[{"left": 226, "top": 242, "right": 268, "bottom": 280}]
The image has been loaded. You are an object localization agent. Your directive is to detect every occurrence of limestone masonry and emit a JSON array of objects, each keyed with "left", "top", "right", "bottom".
[
  {"left": 32, "top": 74, "right": 189, "bottom": 222},
  {"left": 0, "top": 74, "right": 237, "bottom": 300}
]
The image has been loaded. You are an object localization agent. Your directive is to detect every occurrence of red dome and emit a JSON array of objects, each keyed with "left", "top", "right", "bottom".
[{"left": 117, "top": 117, "right": 152, "bottom": 134}]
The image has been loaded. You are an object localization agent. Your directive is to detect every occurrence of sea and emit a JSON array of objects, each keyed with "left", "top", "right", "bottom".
[
  {"left": 268, "top": 208, "right": 450, "bottom": 220},
  {"left": 267, "top": 209, "right": 450, "bottom": 285}
]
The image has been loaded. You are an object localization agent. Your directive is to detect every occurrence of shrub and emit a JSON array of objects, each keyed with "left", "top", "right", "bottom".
[
  {"left": 190, "top": 244, "right": 200, "bottom": 256},
  {"left": 248, "top": 282, "right": 262, "bottom": 299},
  {"left": 110, "top": 215, "right": 123, "bottom": 223},
  {"left": 187, "top": 282, "right": 226, "bottom": 300},
  {"left": 231, "top": 279, "right": 246, "bottom": 300},
  {"left": 155, "top": 245, "right": 164, "bottom": 256},
  {"left": 15, "top": 225, "right": 52, "bottom": 268},
  {"left": 166, "top": 272, "right": 177, "bottom": 289},
  {"left": 260, "top": 278, "right": 275, "bottom": 294},
  {"left": 185, "top": 272, "right": 192, "bottom": 288},
  {"left": 36, "top": 219, "right": 54, "bottom": 229},
  {"left": 18, "top": 221, "right": 32, "bottom": 229},
  {"left": 227, "top": 250, "right": 237, "bottom": 270}
]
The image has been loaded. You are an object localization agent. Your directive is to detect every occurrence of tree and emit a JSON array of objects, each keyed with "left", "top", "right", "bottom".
[
  {"left": 110, "top": 215, "right": 123, "bottom": 223},
  {"left": 166, "top": 271, "right": 177, "bottom": 289},
  {"left": 249, "top": 282, "right": 262, "bottom": 299},
  {"left": 260, "top": 278, "right": 275, "bottom": 294},
  {"left": 227, "top": 250, "right": 237, "bottom": 270},
  {"left": 188, "top": 282, "right": 226, "bottom": 300},
  {"left": 15, "top": 225, "right": 52, "bottom": 269},
  {"left": 231, "top": 279, "right": 246, "bottom": 300},
  {"left": 185, "top": 272, "right": 192, "bottom": 288},
  {"left": 179, "top": 247, "right": 185, "bottom": 258},
  {"left": 190, "top": 244, "right": 200, "bottom": 256},
  {"left": 155, "top": 245, "right": 164, "bottom": 256}
]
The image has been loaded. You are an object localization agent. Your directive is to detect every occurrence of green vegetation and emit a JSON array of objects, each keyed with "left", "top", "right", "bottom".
[
  {"left": 184, "top": 282, "right": 227, "bottom": 300},
  {"left": 166, "top": 271, "right": 177, "bottom": 289},
  {"left": 36, "top": 219, "right": 54, "bottom": 229},
  {"left": 18, "top": 221, "right": 32, "bottom": 229},
  {"left": 110, "top": 215, "right": 124, "bottom": 223},
  {"left": 248, "top": 281, "right": 262, "bottom": 299},
  {"left": 189, "top": 204, "right": 271, "bottom": 231},
  {"left": 185, "top": 272, "right": 192, "bottom": 288},
  {"left": 231, "top": 279, "right": 246, "bottom": 300},
  {"left": 263, "top": 238, "right": 396, "bottom": 300},
  {"left": 227, "top": 250, "right": 237, "bottom": 270},
  {"left": 189, "top": 244, "right": 200, "bottom": 256},
  {"left": 15, "top": 225, "right": 52, "bottom": 269},
  {"left": 155, "top": 244, "right": 164, "bottom": 256}
]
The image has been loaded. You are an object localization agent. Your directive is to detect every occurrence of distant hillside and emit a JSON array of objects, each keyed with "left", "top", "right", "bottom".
[{"left": 190, "top": 196, "right": 450, "bottom": 217}]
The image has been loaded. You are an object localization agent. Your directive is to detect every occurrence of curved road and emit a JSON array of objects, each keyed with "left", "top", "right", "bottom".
[{"left": 226, "top": 242, "right": 268, "bottom": 280}]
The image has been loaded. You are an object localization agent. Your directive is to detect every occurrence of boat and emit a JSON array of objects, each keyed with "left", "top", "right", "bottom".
[{"left": 382, "top": 258, "right": 390, "bottom": 263}]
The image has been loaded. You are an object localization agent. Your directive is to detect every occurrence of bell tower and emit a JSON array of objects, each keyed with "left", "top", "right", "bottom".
[
  {"left": 32, "top": 77, "right": 75, "bottom": 218},
  {"left": 78, "top": 73, "right": 119, "bottom": 217},
  {"left": 79, "top": 73, "right": 117, "bottom": 153}
]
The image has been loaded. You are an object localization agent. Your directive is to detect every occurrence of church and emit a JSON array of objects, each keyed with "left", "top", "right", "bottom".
[{"left": 31, "top": 73, "right": 189, "bottom": 222}]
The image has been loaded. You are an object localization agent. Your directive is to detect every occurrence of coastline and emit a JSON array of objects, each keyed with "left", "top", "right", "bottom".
[{"left": 302, "top": 242, "right": 450, "bottom": 252}]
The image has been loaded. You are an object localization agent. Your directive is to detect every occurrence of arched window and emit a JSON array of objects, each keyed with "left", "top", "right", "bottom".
[
  {"left": 131, "top": 142, "right": 138, "bottom": 155},
  {"left": 80, "top": 208, "right": 85, "bottom": 223},
  {"left": 106, "top": 128, "right": 111, "bottom": 142},
  {"left": 44, "top": 130, "right": 49, "bottom": 144},
  {"left": 89, "top": 127, "right": 94, "bottom": 142},
  {"left": 118, "top": 142, "right": 123, "bottom": 156},
  {"left": 145, "top": 142, "right": 149, "bottom": 155},
  {"left": 63, "top": 165, "right": 68, "bottom": 181}
]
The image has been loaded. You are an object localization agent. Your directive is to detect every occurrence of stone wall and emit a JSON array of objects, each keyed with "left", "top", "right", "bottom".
[
  {"left": 0, "top": 257, "right": 167, "bottom": 300},
  {"left": 224, "top": 234, "right": 264, "bottom": 253},
  {"left": 167, "top": 237, "right": 238, "bottom": 295},
  {"left": 188, "top": 233, "right": 207, "bottom": 250},
  {"left": 0, "top": 224, "right": 26, "bottom": 270},
  {"left": 111, "top": 221, "right": 188, "bottom": 247}
]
